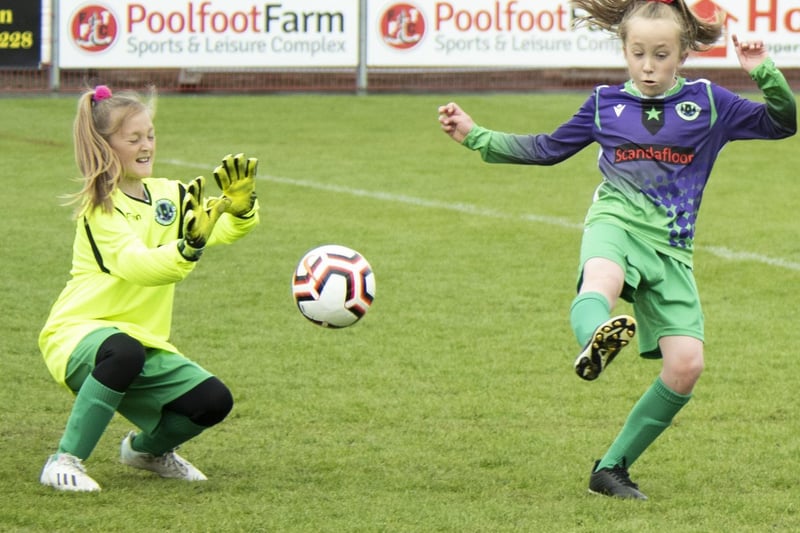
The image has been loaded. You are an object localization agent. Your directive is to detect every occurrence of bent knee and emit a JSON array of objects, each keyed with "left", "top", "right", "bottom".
[
  {"left": 663, "top": 351, "right": 704, "bottom": 393},
  {"left": 168, "top": 377, "right": 234, "bottom": 427},
  {"left": 682, "top": 355, "right": 705, "bottom": 382},
  {"left": 205, "top": 384, "right": 234, "bottom": 426}
]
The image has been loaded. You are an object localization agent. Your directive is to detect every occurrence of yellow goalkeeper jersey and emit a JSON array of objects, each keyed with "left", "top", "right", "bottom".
[{"left": 39, "top": 177, "right": 259, "bottom": 386}]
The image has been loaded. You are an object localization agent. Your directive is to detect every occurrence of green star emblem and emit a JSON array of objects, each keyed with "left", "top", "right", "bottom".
[{"left": 646, "top": 106, "right": 662, "bottom": 121}]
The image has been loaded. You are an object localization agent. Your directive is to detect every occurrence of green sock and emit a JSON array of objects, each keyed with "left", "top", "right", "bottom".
[
  {"left": 597, "top": 377, "right": 691, "bottom": 471},
  {"left": 57, "top": 375, "right": 124, "bottom": 459},
  {"left": 132, "top": 410, "right": 207, "bottom": 456},
  {"left": 570, "top": 292, "right": 610, "bottom": 346}
]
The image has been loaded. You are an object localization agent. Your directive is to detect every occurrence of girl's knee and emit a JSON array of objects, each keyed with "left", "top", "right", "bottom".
[
  {"left": 674, "top": 355, "right": 704, "bottom": 388},
  {"left": 92, "top": 333, "right": 146, "bottom": 391},
  {"left": 205, "top": 381, "right": 234, "bottom": 426},
  {"left": 167, "top": 377, "right": 233, "bottom": 427},
  {"left": 660, "top": 337, "right": 704, "bottom": 393}
]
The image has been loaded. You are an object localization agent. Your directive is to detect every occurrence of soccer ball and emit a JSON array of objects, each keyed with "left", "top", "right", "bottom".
[{"left": 291, "top": 244, "right": 376, "bottom": 328}]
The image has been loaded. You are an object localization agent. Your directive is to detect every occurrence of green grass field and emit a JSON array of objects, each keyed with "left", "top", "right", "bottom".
[{"left": 2, "top": 90, "right": 799, "bottom": 532}]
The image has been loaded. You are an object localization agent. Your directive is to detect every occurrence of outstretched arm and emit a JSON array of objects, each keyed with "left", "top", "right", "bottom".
[
  {"left": 438, "top": 102, "right": 475, "bottom": 144},
  {"left": 438, "top": 96, "right": 596, "bottom": 165},
  {"left": 723, "top": 34, "right": 796, "bottom": 139}
]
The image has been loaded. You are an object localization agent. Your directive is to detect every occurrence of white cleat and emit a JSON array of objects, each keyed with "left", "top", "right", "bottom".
[
  {"left": 120, "top": 431, "right": 207, "bottom": 481},
  {"left": 40, "top": 453, "right": 101, "bottom": 492}
]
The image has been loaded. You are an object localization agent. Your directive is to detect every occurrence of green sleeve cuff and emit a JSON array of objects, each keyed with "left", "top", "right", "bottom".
[
  {"left": 750, "top": 58, "right": 797, "bottom": 132},
  {"left": 462, "top": 125, "right": 492, "bottom": 151},
  {"left": 177, "top": 239, "right": 203, "bottom": 261},
  {"left": 749, "top": 58, "right": 778, "bottom": 83}
]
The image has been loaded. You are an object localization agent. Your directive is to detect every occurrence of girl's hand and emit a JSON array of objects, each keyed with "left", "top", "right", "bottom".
[
  {"left": 732, "top": 34, "right": 769, "bottom": 73},
  {"left": 438, "top": 102, "right": 474, "bottom": 144}
]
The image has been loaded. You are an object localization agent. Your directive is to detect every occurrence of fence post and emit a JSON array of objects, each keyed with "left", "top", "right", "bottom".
[
  {"left": 48, "top": 0, "right": 59, "bottom": 92},
  {"left": 357, "top": 0, "right": 368, "bottom": 95}
]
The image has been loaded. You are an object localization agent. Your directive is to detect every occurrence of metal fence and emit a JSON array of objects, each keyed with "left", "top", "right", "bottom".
[{"left": 2, "top": 64, "right": 788, "bottom": 95}]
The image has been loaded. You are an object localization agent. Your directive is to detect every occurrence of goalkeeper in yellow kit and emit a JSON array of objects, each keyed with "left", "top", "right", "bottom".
[{"left": 38, "top": 85, "right": 259, "bottom": 492}]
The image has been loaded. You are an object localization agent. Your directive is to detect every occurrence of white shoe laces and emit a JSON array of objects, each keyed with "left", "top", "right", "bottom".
[
  {"left": 59, "top": 453, "right": 88, "bottom": 473},
  {"left": 153, "top": 451, "right": 188, "bottom": 475}
]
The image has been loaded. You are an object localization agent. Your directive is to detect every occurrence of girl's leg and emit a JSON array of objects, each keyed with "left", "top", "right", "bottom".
[
  {"left": 119, "top": 376, "right": 233, "bottom": 481},
  {"left": 130, "top": 376, "right": 233, "bottom": 455},
  {"left": 572, "top": 258, "right": 625, "bottom": 339},
  {"left": 57, "top": 333, "right": 145, "bottom": 459},
  {"left": 571, "top": 257, "right": 635, "bottom": 380},
  {"left": 41, "top": 333, "right": 145, "bottom": 491},
  {"left": 592, "top": 336, "right": 703, "bottom": 482}
]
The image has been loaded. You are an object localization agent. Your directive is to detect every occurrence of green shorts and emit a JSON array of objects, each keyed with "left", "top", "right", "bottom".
[
  {"left": 578, "top": 222, "right": 704, "bottom": 358},
  {"left": 65, "top": 327, "right": 214, "bottom": 433}
]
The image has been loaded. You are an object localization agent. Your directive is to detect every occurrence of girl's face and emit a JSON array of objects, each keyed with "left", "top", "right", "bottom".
[
  {"left": 108, "top": 109, "right": 155, "bottom": 182},
  {"left": 622, "top": 16, "right": 687, "bottom": 97}
]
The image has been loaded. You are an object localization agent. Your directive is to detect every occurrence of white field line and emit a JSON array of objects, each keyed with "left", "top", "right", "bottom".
[{"left": 164, "top": 159, "right": 800, "bottom": 272}]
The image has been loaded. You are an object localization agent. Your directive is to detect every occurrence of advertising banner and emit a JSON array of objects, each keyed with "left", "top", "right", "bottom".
[
  {"left": 0, "top": 0, "right": 42, "bottom": 67},
  {"left": 57, "top": 0, "right": 360, "bottom": 68},
  {"left": 366, "top": 0, "right": 800, "bottom": 68}
]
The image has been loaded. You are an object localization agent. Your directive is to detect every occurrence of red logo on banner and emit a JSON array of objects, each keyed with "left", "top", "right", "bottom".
[
  {"left": 379, "top": 3, "right": 426, "bottom": 50},
  {"left": 70, "top": 4, "right": 119, "bottom": 52},
  {"left": 690, "top": 0, "right": 737, "bottom": 58}
]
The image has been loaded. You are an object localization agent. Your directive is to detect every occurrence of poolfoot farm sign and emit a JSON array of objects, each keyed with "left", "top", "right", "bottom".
[{"left": 58, "top": 0, "right": 359, "bottom": 67}]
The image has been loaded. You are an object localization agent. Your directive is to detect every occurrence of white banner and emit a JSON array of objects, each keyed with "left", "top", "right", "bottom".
[
  {"left": 366, "top": 0, "right": 800, "bottom": 68},
  {"left": 56, "top": 0, "right": 800, "bottom": 69},
  {"left": 57, "top": 0, "right": 360, "bottom": 68}
]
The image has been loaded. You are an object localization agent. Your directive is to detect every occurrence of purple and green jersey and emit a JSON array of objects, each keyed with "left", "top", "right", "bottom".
[{"left": 462, "top": 59, "right": 796, "bottom": 266}]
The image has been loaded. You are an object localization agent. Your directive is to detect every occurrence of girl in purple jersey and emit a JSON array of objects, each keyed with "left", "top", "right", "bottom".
[{"left": 439, "top": 0, "right": 795, "bottom": 499}]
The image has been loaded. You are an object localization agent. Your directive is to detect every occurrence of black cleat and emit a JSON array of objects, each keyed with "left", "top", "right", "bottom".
[
  {"left": 574, "top": 315, "right": 636, "bottom": 381},
  {"left": 588, "top": 460, "right": 648, "bottom": 500}
]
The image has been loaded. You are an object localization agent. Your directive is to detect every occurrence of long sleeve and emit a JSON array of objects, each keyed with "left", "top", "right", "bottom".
[
  {"left": 461, "top": 98, "right": 596, "bottom": 166},
  {"left": 207, "top": 199, "right": 260, "bottom": 247},
  {"left": 82, "top": 208, "right": 196, "bottom": 287}
]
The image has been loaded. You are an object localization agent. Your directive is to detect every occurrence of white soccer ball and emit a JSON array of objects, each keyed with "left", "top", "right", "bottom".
[{"left": 291, "top": 244, "right": 376, "bottom": 328}]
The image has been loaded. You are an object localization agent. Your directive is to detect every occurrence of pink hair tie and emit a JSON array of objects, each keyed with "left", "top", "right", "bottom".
[{"left": 92, "top": 85, "right": 112, "bottom": 103}]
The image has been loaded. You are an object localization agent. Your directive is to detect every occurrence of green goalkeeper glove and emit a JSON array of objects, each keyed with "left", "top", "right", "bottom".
[
  {"left": 213, "top": 153, "right": 258, "bottom": 217},
  {"left": 178, "top": 177, "right": 230, "bottom": 261}
]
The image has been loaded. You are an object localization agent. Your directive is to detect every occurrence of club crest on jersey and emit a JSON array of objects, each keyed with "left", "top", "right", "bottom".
[
  {"left": 675, "top": 101, "right": 702, "bottom": 121},
  {"left": 642, "top": 101, "right": 664, "bottom": 135},
  {"left": 154, "top": 198, "right": 177, "bottom": 226}
]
